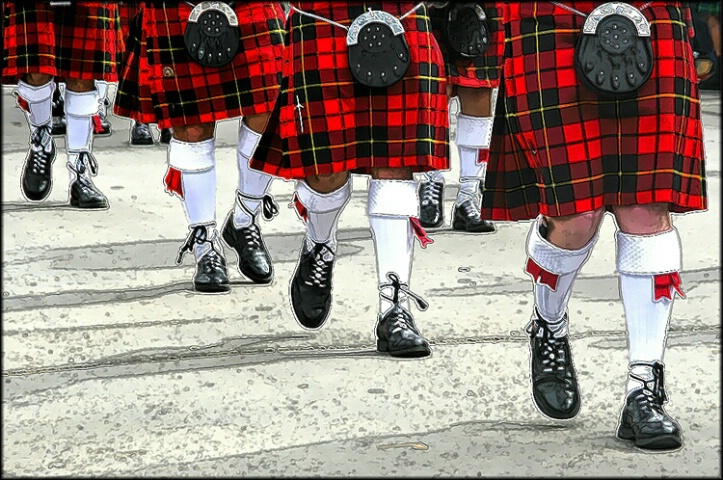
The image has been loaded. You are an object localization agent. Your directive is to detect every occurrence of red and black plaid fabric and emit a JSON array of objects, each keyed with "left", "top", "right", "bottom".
[
  {"left": 2, "top": 2, "right": 122, "bottom": 84},
  {"left": 113, "top": 2, "right": 286, "bottom": 130},
  {"left": 429, "top": 2, "right": 505, "bottom": 89},
  {"left": 481, "top": 1, "right": 706, "bottom": 222},
  {"left": 118, "top": 2, "right": 140, "bottom": 44},
  {"left": 250, "top": 2, "right": 449, "bottom": 180}
]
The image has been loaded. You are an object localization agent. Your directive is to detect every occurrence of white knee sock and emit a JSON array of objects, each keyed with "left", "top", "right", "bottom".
[
  {"left": 293, "top": 178, "right": 351, "bottom": 251},
  {"left": 166, "top": 137, "right": 218, "bottom": 259},
  {"left": 16, "top": 80, "right": 55, "bottom": 132},
  {"left": 368, "top": 179, "right": 419, "bottom": 313},
  {"left": 617, "top": 228, "right": 684, "bottom": 393},
  {"left": 456, "top": 113, "right": 493, "bottom": 204},
  {"left": 64, "top": 88, "right": 101, "bottom": 179},
  {"left": 525, "top": 215, "right": 599, "bottom": 337},
  {"left": 233, "top": 120, "right": 274, "bottom": 228}
]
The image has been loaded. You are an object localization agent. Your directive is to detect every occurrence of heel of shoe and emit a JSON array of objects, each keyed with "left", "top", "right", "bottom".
[
  {"left": 376, "top": 339, "right": 389, "bottom": 353},
  {"left": 616, "top": 423, "right": 635, "bottom": 441}
]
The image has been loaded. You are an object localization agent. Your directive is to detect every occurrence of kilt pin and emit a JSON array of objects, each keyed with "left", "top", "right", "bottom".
[
  {"left": 482, "top": 1, "right": 706, "bottom": 451},
  {"left": 2, "top": 1, "right": 122, "bottom": 208},
  {"left": 113, "top": 2, "right": 287, "bottom": 293},
  {"left": 250, "top": 2, "right": 449, "bottom": 357},
  {"left": 419, "top": 2, "right": 506, "bottom": 232}
]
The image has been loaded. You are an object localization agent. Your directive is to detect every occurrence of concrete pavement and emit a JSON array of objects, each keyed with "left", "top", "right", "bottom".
[{"left": 2, "top": 86, "right": 720, "bottom": 477}]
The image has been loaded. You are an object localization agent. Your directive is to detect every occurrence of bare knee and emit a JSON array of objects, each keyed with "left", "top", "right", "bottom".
[
  {"left": 25, "top": 73, "right": 53, "bottom": 86},
  {"left": 243, "top": 113, "right": 271, "bottom": 134},
  {"left": 305, "top": 171, "right": 349, "bottom": 193},
  {"left": 613, "top": 203, "right": 671, "bottom": 235},
  {"left": 457, "top": 87, "right": 493, "bottom": 116},
  {"left": 65, "top": 78, "right": 95, "bottom": 93},
  {"left": 545, "top": 209, "right": 605, "bottom": 250},
  {"left": 172, "top": 123, "right": 215, "bottom": 143},
  {"left": 370, "top": 167, "right": 413, "bottom": 181}
]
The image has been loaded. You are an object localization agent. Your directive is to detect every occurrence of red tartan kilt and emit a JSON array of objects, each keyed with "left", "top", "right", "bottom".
[
  {"left": 481, "top": 1, "right": 707, "bottom": 222},
  {"left": 113, "top": 2, "right": 286, "bottom": 129},
  {"left": 118, "top": 2, "right": 139, "bottom": 44},
  {"left": 250, "top": 2, "right": 450, "bottom": 180},
  {"left": 430, "top": 2, "right": 505, "bottom": 89},
  {"left": 2, "top": 2, "right": 122, "bottom": 84}
]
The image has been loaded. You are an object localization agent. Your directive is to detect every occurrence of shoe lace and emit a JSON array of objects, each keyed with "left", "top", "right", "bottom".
[
  {"left": 459, "top": 195, "right": 481, "bottom": 218},
  {"left": 240, "top": 222, "right": 263, "bottom": 249},
  {"left": 304, "top": 243, "right": 334, "bottom": 288},
  {"left": 420, "top": 180, "right": 443, "bottom": 206},
  {"left": 135, "top": 122, "right": 152, "bottom": 137},
  {"left": 379, "top": 272, "right": 429, "bottom": 333},
  {"left": 71, "top": 151, "right": 99, "bottom": 177},
  {"left": 176, "top": 225, "right": 221, "bottom": 265},
  {"left": 527, "top": 319, "right": 569, "bottom": 375},
  {"left": 29, "top": 125, "right": 53, "bottom": 175},
  {"left": 236, "top": 191, "right": 280, "bottom": 222},
  {"left": 630, "top": 362, "right": 668, "bottom": 412}
]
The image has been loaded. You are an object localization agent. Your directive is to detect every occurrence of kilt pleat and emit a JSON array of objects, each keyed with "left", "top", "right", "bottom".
[
  {"left": 2, "top": 2, "right": 122, "bottom": 83},
  {"left": 113, "top": 2, "right": 286, "bottom": 129},
  {"left": 481, "top": 1, "right": 706, "bottom": 221},
  {"left": 250, "top": 2, "right": 450, "bottom": 179},
  {"left": 430, "top": 2, "right": 504, "bottom": 89}
]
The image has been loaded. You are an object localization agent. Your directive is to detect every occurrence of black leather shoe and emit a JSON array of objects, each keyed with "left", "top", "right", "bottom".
[
  {"left": 177, "top": 225, "right": 231, "bottom": 293},
  {"left": 21, "top": 125, "right": 56, "bottom": 201},
  {"left": 290, "top": 239, "right": 335, "bottom": 329},
  {"left": 418, "top": 179, "right": 444, "bottom": 228},
  {"left": 68, "top": 153, "right": 109, "bottom": 209},
  {"left": 160, "top": 128, "right": 172, "bottom": 144},
  {"left": 222, "top": 217, "right": 273, "bottom": 284},
  {"left": 130, "top": 121, "right": 154, "bottom": 146},
  {"left": 527, "top": 309, "right": 580, "bottom": 419},
  {"left": 617, "top": 362, "right": 682, "bottom": 450},
  {"left": 452, "top": 196, "right": 496, "bottom": 233},
  {"left": 375, "top": 273, "right": 431, "bottom": 358}
]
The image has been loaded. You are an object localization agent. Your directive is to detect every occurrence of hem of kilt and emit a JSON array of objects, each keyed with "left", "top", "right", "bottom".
[
  {"left": 482, "top": 191, "right": 708, "bottom": 222},
  {"left": 2, "top": 68, "right": 118, "bottom": 85},
  {"left": 249, "top": 157, "right": 449, "bottom": 181},
  {"left": 447, "top": 76, "right": 499, "bottom": 89}
]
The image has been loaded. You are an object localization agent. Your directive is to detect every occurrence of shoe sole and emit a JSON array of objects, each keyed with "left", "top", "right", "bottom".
[
  {"left": 617, "top": 426, "right": 682, "bottom": 450},
  {"left": 130, "top": 140, "right": 155, "bottom": 147},
  {"left": 69, "top": 197, "right": 109, "bottom": 209},
  {"left": 220, "top": 218, "right": 274, "bottom": 285},
  {"left": 452, "top": 222, "right": 497, "bottom": 233},
  {"left": 377, "top": 340, "right": 431, "bottom": 358},
  {"left": 193, "top": 283, "right": 231, "bottom": 293}
]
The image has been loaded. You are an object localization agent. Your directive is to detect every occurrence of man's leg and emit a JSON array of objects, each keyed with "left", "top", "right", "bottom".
[
  {"left": 451, "top": 86, "right": 496, "bottom": 232},
  {"left": 221, "top": 113, "right": 277, "bottom": 284},
  {"left": 165, "top": 123, "right": 230, "bottom": 293},
  {"left": 369, "top": 167, "right": 432, "bottom": 358},
  {"left": 289, "top": 171, "right": 351, "bottom": 329},
  {"left": 524, "top": 209, "right": 605, "bottom": 419},
  {"left": 613, "top": 203, "right": 684, "bottom": 450},
  {"left": 16, "top": 73, "right": 57, "bottom": 201},
  {"left": 64, "top": 78, "right": 108, "bottom": 208}
]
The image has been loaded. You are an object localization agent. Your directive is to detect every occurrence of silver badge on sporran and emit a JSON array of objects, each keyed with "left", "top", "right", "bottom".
[
  {"left": 445, "top": 3, "right": 490, "bottom": 59},
  {"left": 347, "top": 10, "right": 411, "bottom": 88},
  {"left": 184, "top": 2, "right": 240, "bottom": 67},
  {"left": 575, "top": 2, "right": 654, "bottom": 98}
]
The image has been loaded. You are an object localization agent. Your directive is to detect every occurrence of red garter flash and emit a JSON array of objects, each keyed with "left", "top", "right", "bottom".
[
  {"left": 477, "top": 149, "right": 489, "bottom": 165},
  {"left": 525, "top": 258, "right": 560, "bottom": 291},
  {"left": 17, "top": 96, "right": 30, "bottom": 113},
  {"left": 410, "top": 218, "right": 433, "bottom": 249},
  {"left": 653, "top": 272, "right": 685, "bottom": 301},
  {"left": 92, "top": 114, "right": 104, "bottom": 133},
  {"left": 291, "top": 192, "right": 308, "bottom": 222},
  {"left": 163, "top": 166, "right": 184, "bottom": 199}
]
